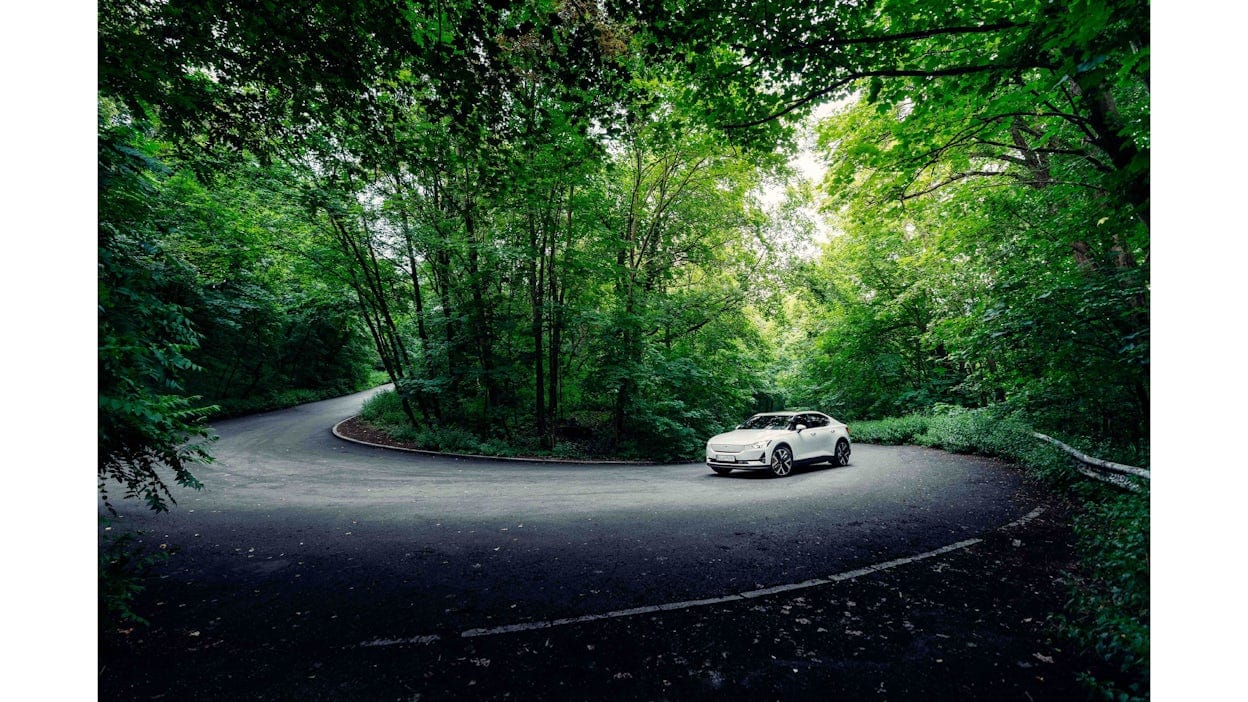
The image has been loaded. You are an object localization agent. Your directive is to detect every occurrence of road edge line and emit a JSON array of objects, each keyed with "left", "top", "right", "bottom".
[{"left": 355, "top": 508, "right": 1043, "bottom": 648}]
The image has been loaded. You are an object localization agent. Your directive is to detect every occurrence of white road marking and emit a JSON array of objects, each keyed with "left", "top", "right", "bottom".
[
  {"left": 1002, "top": 506, "right": 1044, "bottom": 529},
  {"left": 358, "top": 634, "right": 441, "bottom": 647},
  {"left": 354, "top": 508, "right": 1044, "bottom": 649}
]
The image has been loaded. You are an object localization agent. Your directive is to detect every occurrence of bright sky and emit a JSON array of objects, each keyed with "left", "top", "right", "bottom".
[{"left": 755, "top": 95, "right": 856, "bottom": 257}]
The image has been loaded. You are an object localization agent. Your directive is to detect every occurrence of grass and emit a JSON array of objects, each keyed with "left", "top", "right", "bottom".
[{"left": 853, "top": 405, "right": 1150, "bottom": 700}]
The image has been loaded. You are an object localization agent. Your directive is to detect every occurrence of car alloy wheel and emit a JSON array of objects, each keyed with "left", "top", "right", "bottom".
[
  {"left": 833, "top": 440, "right": 850, "bottom": 466},
  {"left": 770, "top": 446, "right": 793, "bottom": 477}
]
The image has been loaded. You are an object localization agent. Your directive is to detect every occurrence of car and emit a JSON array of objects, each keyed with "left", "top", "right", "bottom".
[{"left": 705, "top": 411, "right": 851, "bottom": 477}]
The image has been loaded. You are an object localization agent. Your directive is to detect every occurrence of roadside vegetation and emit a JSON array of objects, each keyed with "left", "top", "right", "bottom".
[
  {"left": 854, "top": 406, "right": 1149, "bottom": 700},
  {"left": 99, "top": 0, "right": 1149, "bottom": 697}
]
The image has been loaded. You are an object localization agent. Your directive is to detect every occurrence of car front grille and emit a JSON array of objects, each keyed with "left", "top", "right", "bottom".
[{"left": 710, "top": 444, "right": 748, "bottom": 453}]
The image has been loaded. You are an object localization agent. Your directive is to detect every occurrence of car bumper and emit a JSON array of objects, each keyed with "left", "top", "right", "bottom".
[{"left": 705, "top": 449, "right": 768, "bottom": 469}]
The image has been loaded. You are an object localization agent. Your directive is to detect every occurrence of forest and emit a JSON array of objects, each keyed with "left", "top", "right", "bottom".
[
  {"left": 98, "top": 0, "right": 1149, "bottom": 694},
  {"left": 100, "top": 0, "right": 1148, "bottom": 486}
]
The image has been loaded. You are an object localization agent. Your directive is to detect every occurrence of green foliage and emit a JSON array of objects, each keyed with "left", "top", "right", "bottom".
[
  {"left": 360, "top": 389, "right": 414, "bottom": 428},
  {"left": 1060, "top": 490, "right": 1150, "bottom": 701},
  {"left": 155, "top": 159, "right": 378, "bottom": 417},
  {"left": 912, "top": 406, "right": 1036, "bottom": 458},
  {"left": 772, "top": 85, "right": 1149, "bottom": 446},
  {"left": 660, "top": 0, "right": 1150, "bottom": 449},
  {"left": 98, "top": 114, "right": 213, "bottom": 514},
  {"left": 98, "top": 519, "right": 170, "bottom": 627},
  {"left": 855, "top": 407, "right": 1149, "bottom": 698},
  {"left": 847, "top": 415, "right": 931, "bottom": 445},
  {"left": 98, "top": 3, "right": 1150, "bottom": 688}
]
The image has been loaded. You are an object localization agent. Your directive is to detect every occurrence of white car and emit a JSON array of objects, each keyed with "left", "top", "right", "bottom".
[{"left": 705, "top": 411, "right": 851, "bottom": 477}]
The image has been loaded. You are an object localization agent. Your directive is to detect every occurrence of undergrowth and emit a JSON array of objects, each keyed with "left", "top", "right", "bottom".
[
  {"left": 359, "top": 390, "right": 613, "bottom": 460},
  {"left": 209, "top": 372, "right": 391, "bottom": 419},
  {"left": 854, "top": 405, "right": 1150, "bottom": 700}
]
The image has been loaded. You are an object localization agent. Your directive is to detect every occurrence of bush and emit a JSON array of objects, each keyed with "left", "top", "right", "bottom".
[
  {"left": 414, "top": 425, "right": 490, "bottom": 454},
  {"left": 914, "top": 406, "right": 1033, "bottom": 457},
  {"left": 848, "top": 414, "right": 930, "bottom": 444},
  {"left": 1057, "top": 488, "right": 1150, "bottom": 701},
  {"left": 551, "top": 441, "right": 592, "bottom": 460},
  {"left": 360, "top": 388, "right": 410, "bottom": 426},
  {"left": 362, "top": 393, "right": 504, "bottom": 455}
]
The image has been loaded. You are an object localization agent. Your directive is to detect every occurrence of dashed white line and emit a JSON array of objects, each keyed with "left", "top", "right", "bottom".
[
  {"left": 1002, "top": 506, "right": 1045, "bottom": 529},
  {"left": 354, "top": 507, "right": 1045, "bottom": 649},
  {"left": 358, "top": 634, "right": 441, "bottom": 647}
]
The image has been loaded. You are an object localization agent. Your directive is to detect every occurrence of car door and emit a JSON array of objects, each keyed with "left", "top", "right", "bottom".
[
  {"left": 790, "top": 413, "right": 821, "bottom": 462},
  {"left": 807, "top": 413, "right": 835, "bottom": 459}
]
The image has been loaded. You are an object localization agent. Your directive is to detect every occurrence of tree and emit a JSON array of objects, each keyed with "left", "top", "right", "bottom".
[
  {"left": 641, "top": 0, "right": 1148, "bottom": 443},
  {"left": 98, "top": 112, "right": 213, "bottom": 514},
  {"left": 644, "top": 0, "right": 1148, "bottom": 223}
]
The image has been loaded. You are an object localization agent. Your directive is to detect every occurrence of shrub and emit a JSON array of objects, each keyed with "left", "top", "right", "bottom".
[
  {"left": 848, "top": 414, "right": 930, "bottom": 444},
  {"left": 914, "top": 406, "right": 1032, "bottom": 457},
  {"left": 360, "top": 389, "right": 410, "bottom": 426},
  {"left": 552, "top": 441, "right": 592, "bottom": 460}
]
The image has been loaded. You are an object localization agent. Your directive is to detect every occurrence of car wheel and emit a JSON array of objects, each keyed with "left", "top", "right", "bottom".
[
  {"left": 770, "top": 445, "right": 794, "bottom": 477},
  {"left": 712, "top": 466, "right": 733, "bottom": 476},
  {"left": 832, "top": 439, "right": 851, "bottom": 467}
]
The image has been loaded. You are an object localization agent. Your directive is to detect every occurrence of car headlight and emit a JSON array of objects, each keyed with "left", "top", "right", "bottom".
[{"left": 751, "top": 439, "right": 772, "bottom": 449}]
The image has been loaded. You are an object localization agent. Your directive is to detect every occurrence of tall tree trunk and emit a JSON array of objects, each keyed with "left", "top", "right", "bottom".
[
  {"left": 463, "top": 185, "right": 500, "bottom": 417},
  {"left": 547, "top": 186, "right": 573, "bottom": 424},
  {"left": 528, "top": 206, "right": 550, "bottom": 448},
  {"left": 326, "top": 208, "right": 418, "bottom": 428}
]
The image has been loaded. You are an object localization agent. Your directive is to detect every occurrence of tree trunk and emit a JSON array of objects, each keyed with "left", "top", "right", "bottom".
[{"left": 528, "top": 204, "right": 550, "bottom": 448}]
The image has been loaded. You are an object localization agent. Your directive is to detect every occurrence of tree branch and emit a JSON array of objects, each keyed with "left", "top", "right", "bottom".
[
  {"left": 788, "top": 21, "right": 1027, "bottom": 50},
  {"left": 901, "top": 170, "right": 1020, "bottom": 201},
  {"left": 722, "top": 64, "right": 1054, "bottom": 130}
]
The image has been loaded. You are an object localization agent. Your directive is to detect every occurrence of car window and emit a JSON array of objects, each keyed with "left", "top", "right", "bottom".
[
  {"left": 740, "top": 414, "right": 794, "bottom": 430},
  {"left": 809, "top": 414, "right": 830, "bottom": 427}
]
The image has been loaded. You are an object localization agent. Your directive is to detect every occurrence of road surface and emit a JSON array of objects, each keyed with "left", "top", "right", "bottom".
[{"left": 100, "top": 387, "right": 1050, "bottom": 699}]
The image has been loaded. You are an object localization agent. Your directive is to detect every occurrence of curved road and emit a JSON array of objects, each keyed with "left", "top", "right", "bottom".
[{"left": 104, "top": 386, "right": 1039, "bottom": 651}]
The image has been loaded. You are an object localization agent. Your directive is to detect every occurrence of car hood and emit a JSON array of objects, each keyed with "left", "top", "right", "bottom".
[{"left": 707, "top": 429, "right": 789, "bottom": 445}]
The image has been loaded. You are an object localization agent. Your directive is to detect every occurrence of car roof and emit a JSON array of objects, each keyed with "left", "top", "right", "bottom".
[{"left": 752, "top": 410, "right": 826, "bottom": 416}]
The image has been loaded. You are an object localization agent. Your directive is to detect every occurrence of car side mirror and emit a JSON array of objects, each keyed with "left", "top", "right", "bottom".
[{"left": 794, "top": 424, "right": 807, "bottom": 433}]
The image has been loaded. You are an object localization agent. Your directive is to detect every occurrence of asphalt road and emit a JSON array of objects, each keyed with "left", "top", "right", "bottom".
[{"left": 102, "top": 386, "right": 1038, "bottom": 653}]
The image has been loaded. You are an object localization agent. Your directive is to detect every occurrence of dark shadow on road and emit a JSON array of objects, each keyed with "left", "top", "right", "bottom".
[{"left": 703, "top": 462, "right": 855, "bottom": 480}]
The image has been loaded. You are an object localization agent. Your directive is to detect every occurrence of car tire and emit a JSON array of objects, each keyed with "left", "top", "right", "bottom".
[
  {"left": 832, "top": 439, "right": 851, "bottom": 467},
  {"left": 769, "top": 445, "right": 794, "bottom": 477},
  {"left": 711, "top": 466, "right": 733, "bottom": 476}
]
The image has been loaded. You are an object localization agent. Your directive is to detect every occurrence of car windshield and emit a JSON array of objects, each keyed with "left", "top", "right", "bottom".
[{"left": 740, "top": 414, "right": 794, "bottom": 430}]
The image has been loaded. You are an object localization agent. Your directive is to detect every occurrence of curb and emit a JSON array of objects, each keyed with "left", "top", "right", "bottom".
[{"left": 331, "top": 416, "right": 659, "bottom": 466}]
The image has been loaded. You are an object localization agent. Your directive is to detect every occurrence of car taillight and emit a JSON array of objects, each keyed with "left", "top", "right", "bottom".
[{"left": 846, "top": 426, "right": 851, "bottom": 435}]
